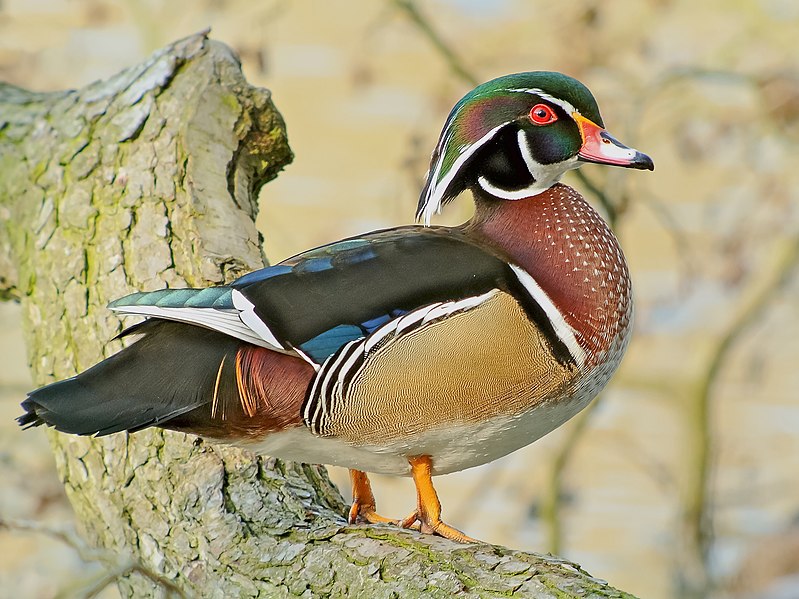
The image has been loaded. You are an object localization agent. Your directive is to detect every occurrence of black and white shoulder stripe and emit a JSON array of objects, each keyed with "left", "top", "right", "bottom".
[{"left": 507, "top": 264, "right": 586, "bottom": 367}]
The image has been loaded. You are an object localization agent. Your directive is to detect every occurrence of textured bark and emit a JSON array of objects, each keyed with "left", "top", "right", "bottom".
[{"left": 0, "top": 32, "right": 636, "bottom": 598}]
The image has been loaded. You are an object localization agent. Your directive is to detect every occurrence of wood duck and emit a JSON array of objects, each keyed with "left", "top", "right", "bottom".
[{"left": 19, "top": 72, "right": 653, "bottom": 543}]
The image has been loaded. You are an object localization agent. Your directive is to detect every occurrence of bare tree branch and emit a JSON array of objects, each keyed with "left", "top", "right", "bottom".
[
  {"left": 391, "top": 0, "right": 479, "bottom": 87},
  {"left": 678, "top": 233, "right": 799, "bottom": 598},
  {"left": 0, "top": 517, "right": 187, "bottom": 598}
]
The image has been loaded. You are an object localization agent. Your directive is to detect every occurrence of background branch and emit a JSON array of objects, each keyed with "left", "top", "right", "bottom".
[
  {"left": 391, "top": 0, "right": 479, "bottom": 87},
  {"left": 0, "top": 517, "right": 187, "bottom": 598},
  {"left": 678, "top": 234, "right": 799, "bottom": 598}
]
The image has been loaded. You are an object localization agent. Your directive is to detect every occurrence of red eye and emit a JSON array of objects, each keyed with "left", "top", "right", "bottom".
[{"left": 530, "top": 103, "right": 557, "bottom": 125}]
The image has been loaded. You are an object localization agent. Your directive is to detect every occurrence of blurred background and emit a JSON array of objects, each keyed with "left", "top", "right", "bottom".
[{"left": 1, "top": 1, "right": 798, "bottom": 597}]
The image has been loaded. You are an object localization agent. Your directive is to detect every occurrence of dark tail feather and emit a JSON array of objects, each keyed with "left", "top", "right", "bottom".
[{"left": 19, "top": 321, "right": 242, "bottom": 436}]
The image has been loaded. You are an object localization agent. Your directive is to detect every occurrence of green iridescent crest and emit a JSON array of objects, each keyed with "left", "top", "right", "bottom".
[{"left": 417, "top": 72, "right": 602, "bottom": 224}]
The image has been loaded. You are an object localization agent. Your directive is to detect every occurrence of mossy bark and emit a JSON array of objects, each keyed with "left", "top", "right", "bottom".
[{"left": 0, "top": 32, "right": 637, "bottom": 598}]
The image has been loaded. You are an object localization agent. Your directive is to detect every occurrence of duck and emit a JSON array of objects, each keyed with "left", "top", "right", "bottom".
[{"left": 19, "top": 71, "right": 653, "bottom": 543}]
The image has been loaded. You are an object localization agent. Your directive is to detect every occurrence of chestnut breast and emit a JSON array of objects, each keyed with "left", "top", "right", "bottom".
[{"left": 470, "top": 183, "right": 632, "bottom": 368}]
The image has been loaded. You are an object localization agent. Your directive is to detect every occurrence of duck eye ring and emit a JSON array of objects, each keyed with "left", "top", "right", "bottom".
[{"left": 529, "top": 103, "right": 557, "bottom": 125}]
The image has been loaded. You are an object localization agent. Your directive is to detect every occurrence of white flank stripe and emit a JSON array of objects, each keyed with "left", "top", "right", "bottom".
[
  {"left": 231, "top": 289, "right": 285, "bottom": 350},
  {"left": 319, "top": 339, "right": 359, "bottom": 407},
  {"left": 291, "top": 346, "right": 320, "bottom": 371},
  {"left": 421, "top": 302, "right": 455, "bottom": 325},
  {"left": 366, "top": 292, "right": 497, "bottom": 351},
  {"left": 307, "top": 290, "right": 502, "bottom": 432},
  {"left": 452, "top": 290, "right": 497, "bottom": 311},
  {"left": 337, "top": 344, "right": 365, "bottom": 388},
  {"left": 306, "top": 345, "right": 345, "bottom": 429},
  {"left": 395, "top": 303, "right": 440, "bottom": 333},
  {"left": 316, "top": 360, "right": 340, "bottom": 415},
  {"left": 509, "top": 265, "right": 587, "bottom": 367},
  {"left": 421, "top": 291, "right": 497, "bottom": 324},
  {"left": 363, "top": 319, "right": 398, "bottom": 353},
  {"left": 313, "top": 339, "right": 362, "bottom": 429},
  {"left": 305, "top": 360, "right": 327, "bottom": 426}
]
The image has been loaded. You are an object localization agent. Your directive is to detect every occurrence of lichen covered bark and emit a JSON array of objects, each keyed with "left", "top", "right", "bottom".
[{"left": 0, "top": 32, "right": 636, "bottom": 598}]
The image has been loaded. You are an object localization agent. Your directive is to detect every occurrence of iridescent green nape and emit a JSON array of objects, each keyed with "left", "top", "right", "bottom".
[
  {"left": 436, "top": 94, "right": 531, "bottom": 185},
  {"left": 455, "top": 71, "right": 603, "bottom": 127}
]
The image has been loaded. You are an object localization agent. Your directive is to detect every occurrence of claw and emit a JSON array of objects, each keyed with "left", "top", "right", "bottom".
[
  {"left": 399, "top": 510, "right": 419, "bottom": 530},
  {"left": 348, "top": 501, "right": 398, "bottom": 525}
]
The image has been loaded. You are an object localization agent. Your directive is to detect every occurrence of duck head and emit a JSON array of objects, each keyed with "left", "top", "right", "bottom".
[{"left": 417, "top": 71, "right": 654, "bottom": 224}]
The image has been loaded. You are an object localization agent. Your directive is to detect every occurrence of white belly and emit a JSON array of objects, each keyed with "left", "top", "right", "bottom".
[
  {"left": 243, "top": 388, "right": 595, "bottom": 476},
  {"left": 242, "top": 311, "right": 630, "bottom": 476}
]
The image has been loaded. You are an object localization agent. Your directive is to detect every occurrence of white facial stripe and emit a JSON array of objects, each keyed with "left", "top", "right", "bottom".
[
  {"left": 509, "top": 264, "right": 587, "bottom": 368},
  {"left": 421, "top": 123, "right": 507, "bottom": 225},
  {"left": 506, "top": 88, "right": 578, "bottom": 115},
  {"left": 421, "top": 88, "right": 589, "bottom": 223},
  {"left": 471, "top": 129, "right": 552, "bottom": 200},
  {"left": 477, "top": 133, "right": 580, "bottom": 201}
]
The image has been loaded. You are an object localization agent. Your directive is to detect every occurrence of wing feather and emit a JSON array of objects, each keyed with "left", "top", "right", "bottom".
[{"left": 106, "top": 226, "right": 559, "bottom": 367}]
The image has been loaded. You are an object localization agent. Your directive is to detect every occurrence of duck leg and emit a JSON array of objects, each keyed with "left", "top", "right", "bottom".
[
  {"left": 347, "top": 469, "right": 398, "bottom": 525},
  {"left": 400, "top": 455, "right": 476, "bottom": 543}
]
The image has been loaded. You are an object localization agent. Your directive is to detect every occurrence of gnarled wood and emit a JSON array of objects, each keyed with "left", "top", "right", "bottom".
[{"left": 0, "top": 32, "right": 636, "bottom": 598}]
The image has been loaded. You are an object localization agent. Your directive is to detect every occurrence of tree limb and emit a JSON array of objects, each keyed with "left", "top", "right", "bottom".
[{"left": 0, "top": 32, "right": 637, "bottom": 597}]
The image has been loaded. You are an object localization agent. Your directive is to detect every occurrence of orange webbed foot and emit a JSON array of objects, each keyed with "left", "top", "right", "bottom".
[
  {"left": 401, "top": 455, "right": 478, "bottom": 544},
  {"left": 348, "top": 463, "right": 478, "bottom": 543},
  {"left": 347, "top": 469, "right": 399, "bottom": 525}
]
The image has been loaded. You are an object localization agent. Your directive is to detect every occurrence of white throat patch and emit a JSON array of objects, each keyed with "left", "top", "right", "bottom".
[{"left": 476, "top": 129, "right": 579, "bottom": 201}]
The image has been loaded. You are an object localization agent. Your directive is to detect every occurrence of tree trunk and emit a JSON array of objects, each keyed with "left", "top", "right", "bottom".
[{"left": 0, "top": 32, "right": 637, "bottom": 598}]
